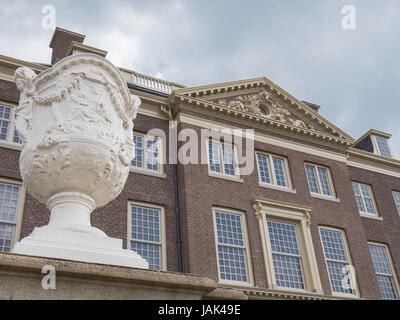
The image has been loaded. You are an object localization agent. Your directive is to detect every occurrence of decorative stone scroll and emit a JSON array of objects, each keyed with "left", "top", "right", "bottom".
[{"left": 11, "top": 54, "right": 148, "bottom": 268}]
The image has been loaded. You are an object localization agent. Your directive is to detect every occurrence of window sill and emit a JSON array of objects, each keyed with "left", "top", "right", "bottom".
[
  {"left": 218, "top": 280, "right": 253, "bottom": 289},
  {"left": 0, "top": 141, "right": 22, "bottom": 151},
  {"left": 310, "top": 193, "right": 340, "bottom": 203},
  {"left": 331, "top": 292, "right": 359, "bottom": 299},
  {"left": 129, "top": 167, "right": 166, "bottom": 179},
  {"left": 208, "top": 171, "right": 244, "bottom": 183},
  {"left": 360, "top": 213, "right": 383, "bottom": 221},
  {"left": 258, "top": 182, "right": 296, "bottom": 194},
  {"left": 268, "top": 284, "right": 323, "bottom": 295}
]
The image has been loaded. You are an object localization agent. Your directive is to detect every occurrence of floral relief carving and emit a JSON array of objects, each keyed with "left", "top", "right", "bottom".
[
  {"left": 11, "top": 53, "right": 149, "bottom": 269},
  {"left": 14, "top": 54, "right": 140, "bottom": 208},
  {"left": 214, "top": 88, "right": 316, "bottom": 130},
  {"left": 14, "top": 67, "right": 37, "bottom": 144}
]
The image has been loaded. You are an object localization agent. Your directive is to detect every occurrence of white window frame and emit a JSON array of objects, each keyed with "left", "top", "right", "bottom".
[
  {"left": 393, "top": 191, "right": 400, "bottom": 216},
  {"left": 256, "top": 151, "right": 294, "bottom": 192},
  {"left": 368, "top": 242, "right": 400, "bottom": 300},
  {"left": 206, "top": 139, "right": 242, "bottom": 181},
  {"left": 305, "top": 163, "right": 337, "bottom": 201},
  {"left": 319, "top": 226, "right": 359, "bottom": 298},
  {"left": 372, "top": 135, "right": 393, "bottom": 158},
  {"left": 130, "top": 132, "right": 164, "bottom": 177},
  {"left": 212, "top": 207, "right": 253, "bottom": 287},
  {"left": 352, "top": 182, "right": 380, "bottom": 218},
  {"left": 127, "top": 201, "right": 167, "bottom": 271},
  {"left": 265, "top": 219, "right": 306, "bottom": 290},
  {"left": 0, "top": 102, "right": 23, "bottom": 148},
  {"left": 254, "top": 198, "right": 323, "bottom": 294},
  {"left": 0, "top": 177, "right": 26, "bottom": 253}
]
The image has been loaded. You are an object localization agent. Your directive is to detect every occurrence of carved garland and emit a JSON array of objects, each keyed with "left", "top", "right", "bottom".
[
  {"left": 14, "top": 56, "right": 140, "bottom": 166},
  {"left": 216, "top": 88, "right": 313, "bottom": 131}
]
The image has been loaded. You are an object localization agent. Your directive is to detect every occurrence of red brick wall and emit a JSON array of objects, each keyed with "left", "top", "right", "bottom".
[
  {"left": 175, "top": 116, "right": 382, "bottom": 299},
  {"left": 348, "top": 166, "right": 400, "bottom": 291},
  {"left": 50, "top": 30, "right": 84, "bottom": 65},
  {"left": 0, "top": 79, "right": 19, "bottom": 104}
]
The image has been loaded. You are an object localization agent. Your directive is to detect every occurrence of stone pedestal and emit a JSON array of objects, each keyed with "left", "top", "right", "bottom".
[{"left": 13, "top": 192, "right": 147, "bottom": 268}]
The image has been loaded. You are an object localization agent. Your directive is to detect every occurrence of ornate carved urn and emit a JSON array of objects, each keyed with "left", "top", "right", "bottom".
[{"left": 11, "top": 54, "right": 148, "bottom": 268}]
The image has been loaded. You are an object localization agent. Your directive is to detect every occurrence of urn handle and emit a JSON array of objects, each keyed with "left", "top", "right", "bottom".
[{"left": 14, "top": 66, "right": 37, "bottom": 145}]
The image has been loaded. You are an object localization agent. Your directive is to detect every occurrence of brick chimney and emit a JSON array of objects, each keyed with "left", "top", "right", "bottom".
[{"left": 49, "top": 27, "right": 85, "bottom": 65}]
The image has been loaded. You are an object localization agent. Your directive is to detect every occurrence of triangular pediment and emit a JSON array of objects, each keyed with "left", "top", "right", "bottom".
[{"left": 173, "top": 77, "right": 353, "bottom": 143}]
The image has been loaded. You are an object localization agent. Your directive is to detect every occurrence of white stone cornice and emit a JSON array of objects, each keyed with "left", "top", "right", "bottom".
[{"left": 177, "top": 113, "right": 348, "bottom": 163}]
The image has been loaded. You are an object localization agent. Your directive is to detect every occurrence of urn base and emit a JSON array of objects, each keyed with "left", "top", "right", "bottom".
[
  {"left": 11, "top": 192, "right": 148, "bottom": 269},
  {"left": 12, "top": 224, "right": 149, "bottom": 269}
]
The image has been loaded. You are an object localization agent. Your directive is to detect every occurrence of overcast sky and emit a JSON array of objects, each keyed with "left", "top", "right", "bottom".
[{"left": 1, "top": 0, "right": 399, "bottom": 156}]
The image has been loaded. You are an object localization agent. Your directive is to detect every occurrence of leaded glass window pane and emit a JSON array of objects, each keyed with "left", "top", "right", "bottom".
[
  {"left": 214, "top": 210, "right": 248, "bottom": 283},
  {"left": 369, "top": 244, "right": 398, "bottom": 300},
  {"left": 376, "top": 276, "right": 398, "bottom": 300},
  {"left": 130, "top": 205, "right": 162, "bottom": 270},
  {"left": 222, "top": 145, "right": 235, "bottom": 176},
  {"left": 208, "top": 142, "right": 221, "bottom": 173},
  {"left": 0, "top": 182, "right": 21, "bottom": 253},
  {"left": 393, "top": 192, "right": 400, "bottom": 216},
  {"left": 320, "top": 229, "right": 355, "bottom": 295},
  {"left": 132, "top": 134, "right": 144, "bottom": 168},
  {"left": 352, "top": 183, "right": 364, "bottom": 212},
  {"left": 326, "top": 261, "right": 353, "bottom": 294},
  {"left": 375, "top": 136, "right": 392, "bottom": 158},
  {"left": 0, "top": 105, "right": 11, "bottom": 141},
  {"left": 352, "top": 183, "right": 376, "bottom": 215},
  {"left": 257, "top": 153, "right": 291, "bottom": 189},
  {"left": 267, "top": 221, "right": 305, "bottom": 289},
  {"left": 217, "top": 246, "right": 248, "bottom": 282},
  {"left": 317, "top": 167, "right": 331, "bottom": 196},
  {"left": 360, "top": 185, "right": 375, "bottom": 214},
  {"left": 12, "top": 125, "right": 22, "bottom": 144},
  {"left": 305, "top": 165, "right": 319, "bottom": 194},
  {"left": 146, "top": 138, "right": 159, "bottom": 171},
  {"left": 0, "top": 223, "right": 15, "bottom": 252},
  {"left": 0, "top": 183, "right": 20, "bottom": 224},
  {"left": 257, "top": 154, "right": 272, "bottom": 184},
  {"left": 272, "top": 157, "right": 287, "bottom": 187},
  {"left": 131, "top": 241, "right": 161, "bottom": 271}
]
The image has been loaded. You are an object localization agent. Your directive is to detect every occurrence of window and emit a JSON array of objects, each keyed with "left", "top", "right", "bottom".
[
  {"left": 374, "top": 136, "right": 392, "bottom": 158},
  {"left": 131, "top": 133, "right": 162, "bottom": 173},
  {"left": 254, "top": 198, "right": 323, "bottom": 293},
  {"left": 352, "top": 183, "right": 378, "bottom": 217},
  {"left": 0, "top": 104, "right": 22, "bottom": 145},
  {"left": 266, "top": 220, "right": 305, "bottom": 289},
  {"left": 305, "top": 164, "right": 335, "bottom": 198},
  {"left": 0, "top": 180, "right": 23, "bottom": 252},
  {"left": 208, "top": 140, "right": 239, "bottom": 178},
  {"left": 393, "top": 192, "right": 400, "bottom": 216},
  {"left": 128, "top": 202, "right": 165, "bottom": 271},
  {"left": 256, "top": 152, "right": 292, "bottom": 189},
  {"left": 212, "top": 209, "right": 252, "bottom": 284},
  {"left": 368, "top": 243, "right": 399, "bottom": 300},
  {"left": 319, "top": 228, "right": 357, "bottom": 296}
]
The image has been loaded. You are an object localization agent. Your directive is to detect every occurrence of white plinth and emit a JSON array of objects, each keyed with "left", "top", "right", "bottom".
[{"left": 12, "top": 192, "right": 148, "bottom": 269}]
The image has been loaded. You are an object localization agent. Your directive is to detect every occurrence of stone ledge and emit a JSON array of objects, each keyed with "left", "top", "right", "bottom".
[
  {"left": 0, "top": 253, "right": 247, "bottom": 300},
  {"left": 204, "top": 288, "right": 247, "bottom": 300}
]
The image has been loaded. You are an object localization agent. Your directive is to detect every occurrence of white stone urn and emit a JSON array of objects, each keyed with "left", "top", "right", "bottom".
[{"left": 11, "top": 53, "right": 148, "bottom": 268}]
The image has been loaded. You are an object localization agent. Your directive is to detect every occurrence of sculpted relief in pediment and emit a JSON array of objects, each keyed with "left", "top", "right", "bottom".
[{"left": 211, "top": 88, "right": 314, "bottom": 131}]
